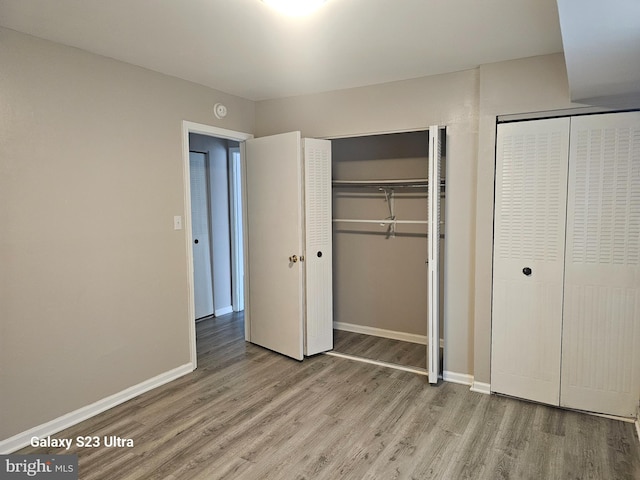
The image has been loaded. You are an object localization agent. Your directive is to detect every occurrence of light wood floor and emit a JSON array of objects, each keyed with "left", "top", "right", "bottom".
[
  {"left": 333, "top": 329, "right": 427, "bottom": 370},
  {"left": 20, "top": 313, "right": 640, "bottom": 479}
]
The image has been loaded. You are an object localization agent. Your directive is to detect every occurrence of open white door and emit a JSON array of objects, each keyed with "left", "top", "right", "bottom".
[
  {"left": 427, "top": 126, "right": 443, "bottom": 383},
  {"left": 244, "top": 132, "right": 305, "bottom": 361}
]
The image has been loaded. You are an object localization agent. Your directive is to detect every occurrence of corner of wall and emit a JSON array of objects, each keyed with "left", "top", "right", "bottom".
[
  {"left": 470, "top": 381, "right": 491, "bottom": 395},
  {"left": 635, "top": 401, "right": 640, "bottom": 441},
  {"left": 0, "top": 363, "right": 194, "bottom": 454},
  {"left": 441, "top": 371, "right": 490, "bottom": 395}
]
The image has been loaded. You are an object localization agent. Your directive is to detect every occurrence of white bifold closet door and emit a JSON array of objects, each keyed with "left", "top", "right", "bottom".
[
  {"left": 491, "top": 117, "right": 570, "bottom": 406},
  {"left": 428, "top": 125, "right": 443, "bottom": 383},
  {"left": 245, "top": 132, "right": 305, "bottom": 360},
  {"left": 560, "top": 112, "right": 640, "bottom": 417},
  {"left": 304, "top": 138, "right": 333, "bottom": 356},
  {"left": 492, "top": 112, "right": 640, "bottom": 417},
  {"left": 244, "top": 132, "right": 333, "bottom": 361}
]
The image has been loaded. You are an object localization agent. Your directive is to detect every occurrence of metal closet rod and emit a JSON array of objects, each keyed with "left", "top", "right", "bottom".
[
  {"left": 332, "top": 219, "right": 444, "bottom": 225},
  {"left": 331, "top": 178, "right": 446, "bottom": 188},
  {"left": 332, "top": 218, "right": 428, "bottom": 224}
]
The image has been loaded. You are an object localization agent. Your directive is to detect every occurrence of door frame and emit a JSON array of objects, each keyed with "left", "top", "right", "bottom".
[
  {"left": 182, "top": 121, "right": 253, "bottom": 368},
  {"left": 324, "top": 127, "right": 445, "bottom": 380},
  {"left": 229, "top": 146, "right": 244, "bottom": 313}
]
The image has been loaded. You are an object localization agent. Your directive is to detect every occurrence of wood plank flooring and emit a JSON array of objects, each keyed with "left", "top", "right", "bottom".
[
  {"left": 19, "top": 313, "right": 640, "bottom": 479},
  {"left": 333, "top": 329, "right": 427, "bottom": 370}
]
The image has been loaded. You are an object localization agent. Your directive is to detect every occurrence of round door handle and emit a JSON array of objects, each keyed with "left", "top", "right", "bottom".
[
  {"left": 317, "top": 251, "right": 323, "bottom": 258},
  {"left": 289, "top": 255, "right": 298, "bottom": 263},
  {"left": 522, "top": 267, "right": 532, "bottom": 276},
  {"left": 194, "top": 239, "right": 199, "bottom": 244}
]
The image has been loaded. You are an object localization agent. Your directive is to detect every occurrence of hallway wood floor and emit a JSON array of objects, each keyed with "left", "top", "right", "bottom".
[{"left": 19, "top": 313, "right": 640, "bottom": 479}]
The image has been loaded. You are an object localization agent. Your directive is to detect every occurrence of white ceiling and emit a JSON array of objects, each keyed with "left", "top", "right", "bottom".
[
  {"left": 0, "top": 0, "right": 564, "bottom": 101},
  {"left": 557, "top": 0, "right": 640, "bottom": 105}
]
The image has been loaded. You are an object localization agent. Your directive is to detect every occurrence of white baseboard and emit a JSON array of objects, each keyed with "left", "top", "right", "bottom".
[
  {"left": 470, "top": 381, "right": 491, "bottom": 395},
  {"left": 215, "top": 306, "right": 234, "bottom": 317},
  {"left": 443, "top": 371, "right": 474, "bottom": 386},
  {"left": 0, "top": 362, "right": 194, "bottom": 454},
  {"left": 334, "top": 321, "right": 428, "bottom": 345},
  {"left": 440, "top": 371, "right": 491, "bottom": 394}
]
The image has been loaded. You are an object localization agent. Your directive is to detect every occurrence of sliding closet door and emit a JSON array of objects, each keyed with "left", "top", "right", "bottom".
[
  {"left": 560, "top": 112, "right": 640, "bottom": 417},
  {"left": 491, "top": 118, "right": 570, "bottom": 406}
]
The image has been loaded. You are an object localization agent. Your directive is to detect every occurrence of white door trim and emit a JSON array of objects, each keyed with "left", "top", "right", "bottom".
[
  {"left": 181, "top": 121, "right": 253, "bottom": 368},
  {"left": 229, "top": 146, "right": 244, "bottom": 313}
]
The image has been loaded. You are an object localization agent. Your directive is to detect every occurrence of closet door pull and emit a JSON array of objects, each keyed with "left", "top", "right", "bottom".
[
  {"left": 522, "top": 267, "right": 532, "bottom": 276},
  {"left": 289, "top": 255, "right": 298, "bottom": 263},
  {"left": 317, "top": 251, "right": 323, "bottom": 258},
  {"left": 194, "top": 239, "right": 199, "bottom": 244}
]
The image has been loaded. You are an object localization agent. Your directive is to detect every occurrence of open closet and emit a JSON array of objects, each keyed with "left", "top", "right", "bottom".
[{"left": 330, "top": 128, "right": 446, "bottom": 380}]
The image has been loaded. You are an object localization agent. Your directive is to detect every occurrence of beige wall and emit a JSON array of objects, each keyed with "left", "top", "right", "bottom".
[
  {"left": 0, "top": 28, "right": 255, "bottom": 441},
  {"left": 473, "top": 53, "right": 578, "bottom": 384},
  {"left": 1, "top": 24, "right": 580, "bottom": 442},
  {"left": 257, "top": 70, "right": 480, "bottom": 376},
  {"left": 256, "top": 54, "right": 578, "bottom": 382}
]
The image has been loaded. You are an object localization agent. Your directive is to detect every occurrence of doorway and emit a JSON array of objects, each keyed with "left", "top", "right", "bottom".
[
  {"left": 189, "top": 134, "right": 241, "bottom": 321},
  {"left": 182, "top": 122, "right": 253, "bottom": 368}
]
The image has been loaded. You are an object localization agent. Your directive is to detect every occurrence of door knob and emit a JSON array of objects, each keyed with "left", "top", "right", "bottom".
[
  {"left": 522, "top": 267, "right": 532, "bottom": 276},
  {"left": 194, "top": 239, "right": 199, "bottom": 244},
  {"left": 289, "top": 255, "right": 298, "bottom": 263}
]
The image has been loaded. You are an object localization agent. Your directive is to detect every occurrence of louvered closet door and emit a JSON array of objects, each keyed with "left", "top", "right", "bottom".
[
  {"left": 560, "top": 112, "right": 640, "bottom": 417},
  {"left": 304, "top": 138, "right": 333, "bottom": 355},
  {"left": 491, "top": 118, "right": 570, "bottom": 406},
  {"left": 428, "top": 125, "right": 443, "bottom": 383}
]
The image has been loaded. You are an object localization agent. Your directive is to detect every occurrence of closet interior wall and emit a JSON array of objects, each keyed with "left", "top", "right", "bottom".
[{"left": 331, "top": 131, "right": 446, "bottom": 341}]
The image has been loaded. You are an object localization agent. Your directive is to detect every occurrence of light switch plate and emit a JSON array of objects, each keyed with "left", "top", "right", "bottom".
[{"left": 174, "top": 215, "right": 182, "bottom": 230}]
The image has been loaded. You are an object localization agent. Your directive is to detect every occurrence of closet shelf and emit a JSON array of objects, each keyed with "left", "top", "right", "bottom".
[{"left": 332, "top": 178, "right": 445, "bottom": 189}]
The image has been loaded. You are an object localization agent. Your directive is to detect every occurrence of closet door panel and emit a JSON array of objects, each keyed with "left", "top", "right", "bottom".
[
  {"left": 428, "top": 126, "right": 442, "bottom": 383},
  {"left": 245, "top": 132, "right": 305, "bottom": 361},
  {"left": 491, "top": 118, "right": 570, "bottom": 406},
  {"left": 304, "top": 138, "right": 333, "bottom": 356},
  {"left": 560, "top": 112, "right": 640, "bottom": 417}
]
